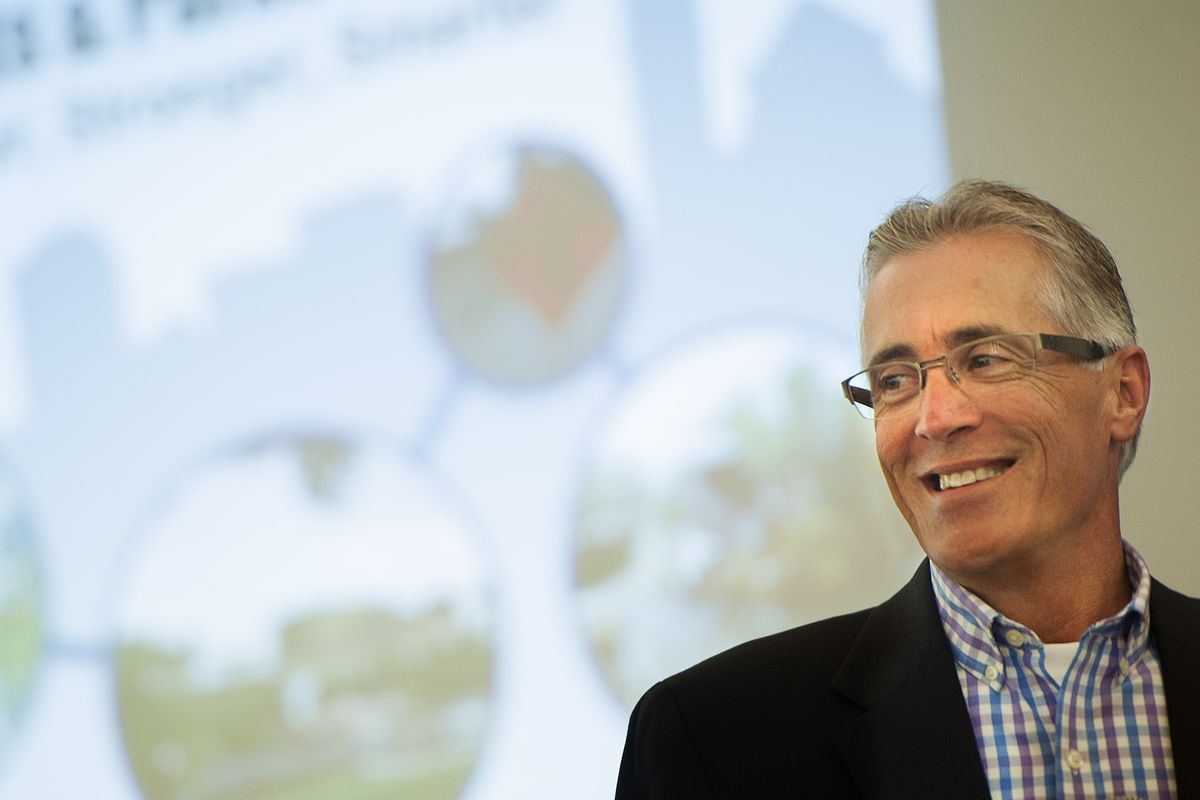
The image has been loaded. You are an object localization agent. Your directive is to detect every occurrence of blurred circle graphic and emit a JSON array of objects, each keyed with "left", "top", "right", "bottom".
[
  {"left": 427, "top": 143, "right": 629, "bottom": 386},
  {"left": 0, "top": 457, "right": 43, "bottom": 769},
  {"left": 115, "top": 435, "right": 495, "bottom": 800},
  {"left": 572, "top": 321, "right": 921, "bottom": 707}
]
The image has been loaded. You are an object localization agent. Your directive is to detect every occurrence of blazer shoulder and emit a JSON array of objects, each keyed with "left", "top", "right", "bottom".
[
  {"left": 1151, "top": 577, "right": 1200, "bottom": 610},
  {"left": 1150, "top": 577, "right": 1200, "bottom": 653},
  {"left": 618, "top": 566, "right": 949, "bottom": 798}
]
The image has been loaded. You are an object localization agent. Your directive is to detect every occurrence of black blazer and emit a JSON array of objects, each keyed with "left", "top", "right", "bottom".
[{"left": 616, "top": 561, "right": 1200, "bottom": 799}]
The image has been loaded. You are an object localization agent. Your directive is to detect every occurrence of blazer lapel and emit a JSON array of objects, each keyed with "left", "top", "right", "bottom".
[
  {"left": 1150, "top": 579, "right": 1200, "bottom": 800},
  {"left": 830, "top": 562, "right": 991, "bottom": 800}
]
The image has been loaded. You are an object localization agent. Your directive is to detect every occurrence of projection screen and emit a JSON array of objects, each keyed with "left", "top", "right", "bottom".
[{"left": 0, "top": 0, "right": 946, "bottom": 796}]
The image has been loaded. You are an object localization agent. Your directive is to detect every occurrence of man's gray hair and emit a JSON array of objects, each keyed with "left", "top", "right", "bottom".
[{"left": 862, "top": 179, "right": 1141, "bottom": 478}]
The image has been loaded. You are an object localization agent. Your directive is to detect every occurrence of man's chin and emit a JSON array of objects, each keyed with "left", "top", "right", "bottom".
[{"left": 919, "top": 528, "right": 1019, "bottom": 581}]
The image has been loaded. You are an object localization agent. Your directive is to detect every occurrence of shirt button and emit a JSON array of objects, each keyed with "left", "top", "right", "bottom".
[
  {"left": 985, "top": 665, "right": 1000, "bottom": 682},
  {"left": 1119, "top": 657, "right": 1131, "bottom": 676},
  {"left": 1004, "top": 629, "right": 1026, "bottom": 647},
  {"left": 1064, "top": 749, "right": 1086, "bottom": 772}
]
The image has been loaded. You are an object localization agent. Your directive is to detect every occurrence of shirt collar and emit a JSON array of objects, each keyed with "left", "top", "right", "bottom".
[{"left": 929, "top": 540, "right": 1153, "bottom": 688}]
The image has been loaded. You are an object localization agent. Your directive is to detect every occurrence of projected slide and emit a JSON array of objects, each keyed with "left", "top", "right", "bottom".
[{"left": 0, "top": 0, "right": 945, "bottom": 797}]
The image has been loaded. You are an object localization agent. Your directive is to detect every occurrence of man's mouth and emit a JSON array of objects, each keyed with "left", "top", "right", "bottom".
[{"left": 928, "top": 462, "right": 1014, "bottom": 491}]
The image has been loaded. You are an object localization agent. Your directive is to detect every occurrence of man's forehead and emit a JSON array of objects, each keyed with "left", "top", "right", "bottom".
[{"left": 858, "top": 231, "right": 1054, "bottom": 364}]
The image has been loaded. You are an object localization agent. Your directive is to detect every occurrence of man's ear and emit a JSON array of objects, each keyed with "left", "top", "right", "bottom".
[{"left": 1109, "top": 345, "right": 1150, "bottom": 443}]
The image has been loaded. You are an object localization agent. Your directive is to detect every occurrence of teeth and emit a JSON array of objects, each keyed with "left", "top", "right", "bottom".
[{"left": 938, "top": 465, "right": 1007, "bottom": 491}]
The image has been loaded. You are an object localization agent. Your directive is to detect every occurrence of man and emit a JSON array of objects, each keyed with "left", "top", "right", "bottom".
[{"left": 615, "top": 180, "right": 1200, "bottom": 799}]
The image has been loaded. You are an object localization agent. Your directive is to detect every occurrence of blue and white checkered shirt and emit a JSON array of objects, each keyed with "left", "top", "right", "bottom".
[{"left": 931, "top": 542, "right": 1176, "bottom": 799}]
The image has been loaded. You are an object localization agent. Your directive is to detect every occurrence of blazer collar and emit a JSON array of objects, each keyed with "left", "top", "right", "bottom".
[
  {"left": 1149, "top": 578, "right": 1200, "bottom": 799},
  {"left": 829, "top": 560, "right": 991, "bottom": 800}
]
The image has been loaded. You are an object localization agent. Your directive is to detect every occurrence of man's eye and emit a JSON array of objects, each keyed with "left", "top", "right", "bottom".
[
  {"left": 875, "top": 370, "right": 913, "bottom": 394},
  {"left": 966, "top": 351, "right": 1014, "bottom": 370},
  {"left": 968, "top": 354, "right": 998, "bottom": 369}
]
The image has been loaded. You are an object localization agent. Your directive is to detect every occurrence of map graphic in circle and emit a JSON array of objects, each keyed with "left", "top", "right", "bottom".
[
  {"left": 0, "top": 459, "right": 43, "bottom": 767},
  {"left": 115, "top": 435, "right": 495, "bottom": 800},
  {"left": 427, "top": 143, "right": 628, "bottom": 386},
  {"left": 572, "top": 322, "right": 922, "bottom": 707}
]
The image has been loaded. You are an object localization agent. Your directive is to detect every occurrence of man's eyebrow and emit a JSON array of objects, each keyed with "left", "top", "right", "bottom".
[
  {"left": 867, "top": 343, "right": 918, "bottom": 367},
  {"left": 945, "top": 325, "right": 1009, "bottom": 347},
  {"left": 866, "top": 325, "right": 1012, "bottom": 367}
]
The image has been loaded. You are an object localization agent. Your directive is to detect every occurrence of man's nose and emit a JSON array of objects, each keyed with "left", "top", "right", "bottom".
[{"left": 913, "top": 365, "right": 983, "bottom": 441}]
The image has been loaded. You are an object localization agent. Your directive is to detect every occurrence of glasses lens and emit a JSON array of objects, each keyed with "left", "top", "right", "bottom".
[
  {"left": 844, "top": 374, "right": 876, "bottom": 419},
  {"left": 848, "top": 363, "right": 921, "bottom": 418},
  {"left": 948, "top": 334, "right": 1036, "bottom": 383}
]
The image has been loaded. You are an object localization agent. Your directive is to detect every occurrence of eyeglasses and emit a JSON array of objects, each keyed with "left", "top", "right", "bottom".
[{"left": 841, "top": 333, "right": 1111, "bottom": 420}]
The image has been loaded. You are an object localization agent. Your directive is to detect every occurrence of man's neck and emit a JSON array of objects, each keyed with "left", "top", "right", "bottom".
[{"left": 945, "top": 537, "right": 1132, "bottom": 643}]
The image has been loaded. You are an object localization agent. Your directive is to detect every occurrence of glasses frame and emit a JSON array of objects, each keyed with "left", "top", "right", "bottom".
[{"left": 840, "top": 332, "right": 1111, "bottom": 419}]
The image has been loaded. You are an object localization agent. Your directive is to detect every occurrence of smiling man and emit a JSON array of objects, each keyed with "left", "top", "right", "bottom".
[{"left": 616, "top": 181, "right": 1200, "bottom": 799}]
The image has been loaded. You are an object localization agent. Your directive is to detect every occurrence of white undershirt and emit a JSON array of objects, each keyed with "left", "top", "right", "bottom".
[{"left": 1041, "top": 641, "right": 1080, "bottom": 685}]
